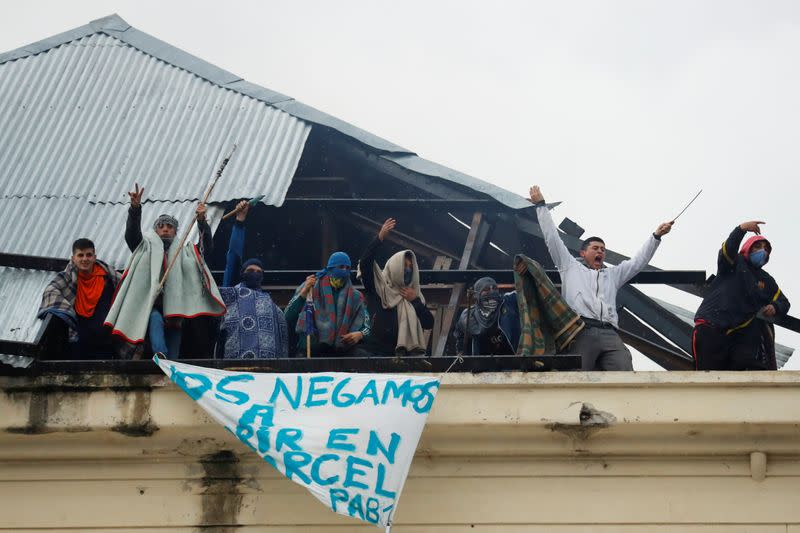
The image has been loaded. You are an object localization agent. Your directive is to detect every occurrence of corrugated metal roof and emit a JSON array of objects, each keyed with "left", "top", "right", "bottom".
[
  {"left": 0, "top": 267, "right": 53, "bottom": 343},
  {"left": 0, "top": 32, "right": 310, "bottom": 205},
  {"left": 0, "top": 14, "right": 529, "bottom": 210},
  {"left": 0, "top": 198, "right": 222, "bottom": 268},
  {"left": 652, "top": 297, "right": 794, "bottom": 369}
]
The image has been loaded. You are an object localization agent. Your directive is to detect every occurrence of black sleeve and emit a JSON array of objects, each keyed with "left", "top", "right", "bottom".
[
  {"left": 197, "top": 218, "right": 214, "bottom": 258},
  {"left": 125, "top": 206, "right": 143, "bottom": 252},
  {"left": 717, "top": 226, "right": 746, "bottom": 275},
  {"left": 772, "top": 285, "right": 791, "bottom": 317},
  {"left": 410, "top": 298, "right": 434, "bottom": 330},
  {"left": 358, "top": 237, "right": 383, "bottom": 295}
]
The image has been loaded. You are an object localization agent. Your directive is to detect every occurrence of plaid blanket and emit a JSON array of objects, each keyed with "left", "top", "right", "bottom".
[
  {"left": 514, "top": 254, "right": 584, "bottom": 355},
  {"left": 295, "top": 274, "right": 366, "bottom": 350},
  {"left": 38, "top": 260, "right": 122, "bottom": 334}
]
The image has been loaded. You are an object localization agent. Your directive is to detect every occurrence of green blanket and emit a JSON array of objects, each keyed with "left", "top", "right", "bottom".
[
  {"left": 514, "top": 254, "right": 584, "bottom": 355},
  {"left": 105, "top": 232, "right": 225, "bottom": 344}
]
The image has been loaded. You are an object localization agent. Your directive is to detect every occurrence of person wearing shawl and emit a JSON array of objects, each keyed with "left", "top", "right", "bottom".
[
  {"left": 104, "top": 183, "right": 225, "bottom": 357},
  {"left": 38, "top": 238, "right": 122, "bottom": 359},
  {"left": 358, "top": 218, "right": 434, "bottom": 356},
  {"left": 216, "top": 200, "right": 288, "bottom": 359},
  {"left": 284, "top": 251, "right": 370, "bottom": 357},
  {"left": 453, "top": 277, "right": 518, "bottom": 356},
  {"left": 693, "top": 220, "right": 790, "bottom": 370}
]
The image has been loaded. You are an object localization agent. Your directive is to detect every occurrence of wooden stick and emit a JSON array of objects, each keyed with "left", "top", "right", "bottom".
[
  {"left": 220, "top": 194, "right": 265, "bottom": 221},
  {"left": 157, "top": 144, "right": 237, "bottom": 294}
]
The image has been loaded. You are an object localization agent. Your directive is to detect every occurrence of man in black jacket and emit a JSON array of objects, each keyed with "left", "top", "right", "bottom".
[
  {"left": 358, "top": 218, "right": 434, "bottom": 356},
  {"left": 693, "top": 220, "right": 790, "bottom": 370}
]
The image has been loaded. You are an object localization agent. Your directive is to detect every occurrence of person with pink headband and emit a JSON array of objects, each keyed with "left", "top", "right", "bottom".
[{"left": 693, "top": 221, "right": 790, "bottom": 370}]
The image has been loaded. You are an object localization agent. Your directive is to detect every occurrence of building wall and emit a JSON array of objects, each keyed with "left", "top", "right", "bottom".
[{"left": 1, "top": 371, "right": 799, "bottom": 532}]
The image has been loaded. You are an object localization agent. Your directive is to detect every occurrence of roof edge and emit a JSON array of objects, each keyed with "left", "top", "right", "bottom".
[{"left": 0, "top": 14, "right": 534, "bottom": 209}]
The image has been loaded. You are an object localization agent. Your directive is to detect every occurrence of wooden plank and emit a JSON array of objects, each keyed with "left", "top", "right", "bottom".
[{"left": 433, "top": 212, "right": 492, "bottom": 356}]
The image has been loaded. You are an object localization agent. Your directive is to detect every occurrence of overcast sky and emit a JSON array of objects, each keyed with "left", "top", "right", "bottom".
[{"left": 2, "top": 1, "right": 798, "bottom": 369}]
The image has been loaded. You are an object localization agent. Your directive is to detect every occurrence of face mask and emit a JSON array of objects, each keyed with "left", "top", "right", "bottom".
[
  {"left": 330, "top": 267, "right": 350, "bottom": 279},
  {"left": 329, "top": 276, "right": 345, "bottom": 290},
  {"left": 161, "top": 237, "right": 173, "bottom": 248},
  {"left": 478, "top": 289, "right": 502, "bottom": 311},
  {"left": 241, "top": 271, "right": 263, "bottom": 289},
  {"left": 749, "top": 249, "right": 768, "bottom": 268},
  {"left": 403, "top": 268, "right": 413, "bottom": 286}
]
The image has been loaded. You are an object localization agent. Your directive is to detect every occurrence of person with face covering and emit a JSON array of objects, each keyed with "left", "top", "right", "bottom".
[
  {"left": 453, "top": 277, "right": 518, "bottom": 355},
  {"left": 216, "top": 200, "right": 288, "bottom": 359},
  {"left": 693, "top": 221, "right": 790, "bottom": 370},
  {"left": 108, "top": 183, "right": 223, "bottom": 357},
  {"left": 531, "top": 185, "right": 674, "bottom": 370},
  {"left": 284, "top": 250, "right": 370, "bottom": 357},
  {"left": 357, "top": 218, "right": 434, "bottom": 356}
]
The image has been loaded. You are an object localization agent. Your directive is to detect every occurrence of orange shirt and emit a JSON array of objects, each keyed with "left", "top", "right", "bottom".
[{"left": 74, "top": 264, "right": 106, "bottom": 318}]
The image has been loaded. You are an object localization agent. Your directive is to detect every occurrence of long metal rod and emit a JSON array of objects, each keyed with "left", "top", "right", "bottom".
[{"left": 672, "top": 189, "right": 703, "bottom": 222}]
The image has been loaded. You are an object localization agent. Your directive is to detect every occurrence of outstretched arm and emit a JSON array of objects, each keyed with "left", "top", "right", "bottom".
[
  {"left": 612, "top": 221, "right": 673, "bottom": 287},
  {"left": 223, "top": 201, "right": 249, "bottom": 287},
  {"left": 529, "top": 186, "right": 575, "bottom": 270},
  {"left": 125, "top": 183, "right": 144, "bottom": 252},
  {"left": 717, "top": 221, "right": 763, "bottom": 275},
  {"left": 359, "top": 218, "right": 394, "bottom": 294}
]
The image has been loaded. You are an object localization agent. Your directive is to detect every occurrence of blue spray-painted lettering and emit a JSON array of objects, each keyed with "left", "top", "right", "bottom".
[
  {"left": 283, "top": 451, "right": 312, "bottom": 484},
  {"left": 169, "top": 368, "right": 212, "bottom": 401},
  {"left": 344, "top": 456, "right": 372, "bottom": 490},
  {"left": 269, "top": 376, "right": 302, "bottom": 409},
  {"left": 327, "top": 428, "right": 359, "bottom": 452},
  {"left": 381, "top": 379, "right": 412, "bottom": 407},
  {"left": 329, "top": 488, "right": 349, "bottom": 512},
  {"left": 367, "top": 431, "right": 401, "bottom": 464},
  {"left": 276, "top": 428, "right": 303, "bottom": 452},
  {"left": 365, "top": 497, "right": 381, "bottom": 524},
  {"left": 305, "top": 375, "right": 334, "bottom": 407},
  {"left": 375, "top": 462, "right": 397, "bottom": 499},
  {"left": 356, "top": 379, "right": 380, "bottom": 405},
  {"left": 311, "top": 453, "right": 340, "bottom": 485},
  {"left": 331, "top": 377, "right": 356, "bottom": 407},
  {"left": 347, "top": 493, "right": 366, "bottom": 521},
  {"left": 215, "top": 374, "right": 253, "bottom": 405},
  {"left": 412, "top": 380, "right": 440, "bottom": 414}
]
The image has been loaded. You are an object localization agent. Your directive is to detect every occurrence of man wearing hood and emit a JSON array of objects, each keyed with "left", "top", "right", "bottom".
[
  {"left": 358, "top": 218, "right": 434, "bottom": 356},
  {"left": 693, "top": 221, "right": 790, "bottom": 370},
  {"left": 284, "top": 250, "right": 370, "bottom": 356},
  {"left": 217, "top": 200, "right": 288, "bottom": 359},
  {"left": 531, "top": 185, "right": 674, "bottom": 370},
  {"left": 121, "top": 183, "right": 218, "bottom": 357},
  {"left": 453, "top": 277, "right": 518, "bottom": 355}
]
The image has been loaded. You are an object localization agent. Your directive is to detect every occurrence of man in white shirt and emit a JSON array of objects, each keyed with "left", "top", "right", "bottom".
[{"left": 530, "top": 185, "right": 674, "bottom": 370}]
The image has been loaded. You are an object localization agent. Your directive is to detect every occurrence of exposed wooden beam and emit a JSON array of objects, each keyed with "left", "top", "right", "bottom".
[{"left": 433, "top": 212, "right": 493, "bottom": 357}]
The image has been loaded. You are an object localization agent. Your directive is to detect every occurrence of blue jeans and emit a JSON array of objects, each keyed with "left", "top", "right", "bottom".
[{"left": 148, "top": 309, "right": 182, "bottom": 357}]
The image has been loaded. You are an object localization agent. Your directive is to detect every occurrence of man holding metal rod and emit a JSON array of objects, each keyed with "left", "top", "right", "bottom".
[{"left": 530, "top": 185, "right": 673, "bottom": 370}]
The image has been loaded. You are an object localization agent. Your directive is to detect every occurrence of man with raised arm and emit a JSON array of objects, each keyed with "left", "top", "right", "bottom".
[
  {"left": 693, "top": 221, "right": 790, "bottom": 370},
  {"left": 530, "top": 185, "right": 673, "bottom": 370},
  {"left": 104, "top": 183, "right": 225, "bottom": 357},
  {"left": 217, "top": 200, "right": 288, "bottom": 359}
]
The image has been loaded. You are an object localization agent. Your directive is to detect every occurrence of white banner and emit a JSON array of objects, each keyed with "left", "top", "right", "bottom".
[{"left": 154, "top": 356, "right": 440, "bottom": 528}]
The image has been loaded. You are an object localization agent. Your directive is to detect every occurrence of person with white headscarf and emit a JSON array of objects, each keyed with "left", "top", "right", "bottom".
[{"left": 358, "top": 218, "right": 434, "bottom": 356}]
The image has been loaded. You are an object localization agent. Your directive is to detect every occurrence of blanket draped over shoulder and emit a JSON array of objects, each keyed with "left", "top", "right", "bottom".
[
  {"left": 105, "top": 232, "right": 226, "bottom": 344},
  {"left": 38, "top": 260, "right": 121, "bottom": 336},
  {"left": 514, "top": 254, "right": 584, "bottom": 355},
  {"left": 295, "top": 275, "right": 366, "bottom": 350},
  {"left": 219, "top": 284, "right": 288, "bottom": 359},
  {"left": 371, "top": 249, "right": 427, "bottom": 354}
]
